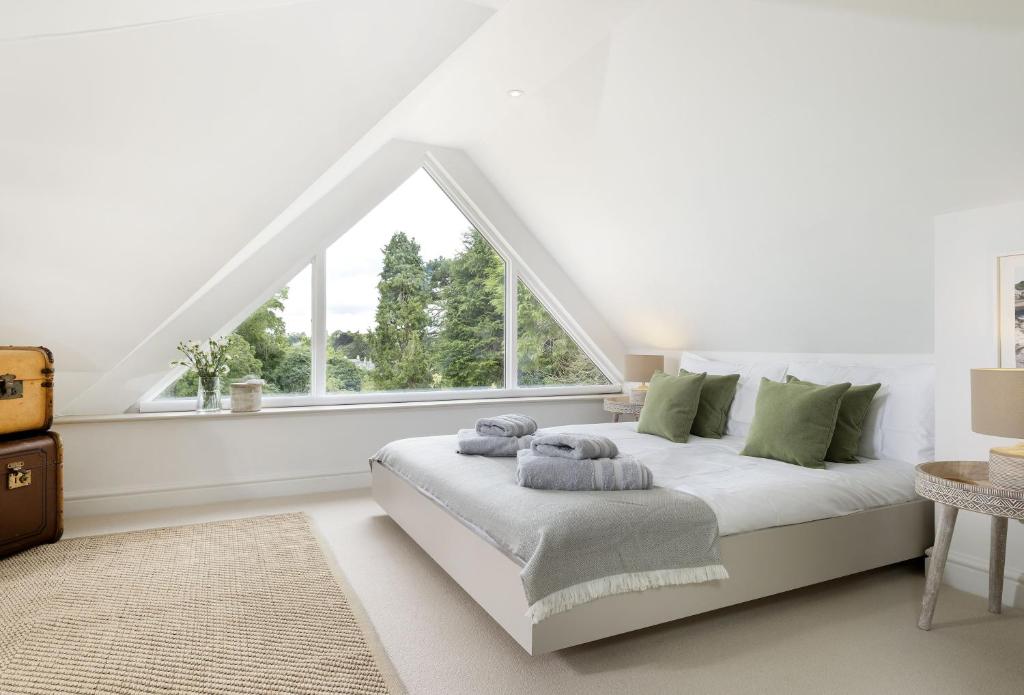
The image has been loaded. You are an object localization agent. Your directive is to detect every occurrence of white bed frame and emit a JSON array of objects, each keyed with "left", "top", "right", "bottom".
[
  {"left": 373, "top": 464, "right": 932, "bottom": 654},
  {"left": 372, "top": 352, "right": 936, "bottom": 654}
]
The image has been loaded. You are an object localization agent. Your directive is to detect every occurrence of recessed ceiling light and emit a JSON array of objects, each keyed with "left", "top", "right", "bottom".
[{"left": 507, "top": 89, "right": 524, "bottom": 98}]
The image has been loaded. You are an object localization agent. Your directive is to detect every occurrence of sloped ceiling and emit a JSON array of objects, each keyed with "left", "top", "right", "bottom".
[
  {"left": 0, "top": 0, "right": 493, "bottom": 408},
  {"left": 6, "top": 0, "right": 1024, "bottom": 413},
  {"left": 373, "top": 0, "right": 1024, "bottom": 353}
]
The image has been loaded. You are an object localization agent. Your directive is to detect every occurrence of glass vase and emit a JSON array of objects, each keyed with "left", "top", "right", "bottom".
[{"left": 197, "top": 376, "right": 222, "bottom": 413}]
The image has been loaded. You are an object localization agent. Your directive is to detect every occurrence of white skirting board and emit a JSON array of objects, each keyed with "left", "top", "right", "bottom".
[
  {"left": 65, "top": 471, "right": 370, "bottom": 517},
  {"left": 927, "top": 550, "right": 1024, "bottom": 609}
]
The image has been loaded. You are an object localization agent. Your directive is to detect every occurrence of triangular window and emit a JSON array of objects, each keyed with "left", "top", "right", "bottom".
[{"left": 145, "top": 163, "right": 615, "bottom": 411}]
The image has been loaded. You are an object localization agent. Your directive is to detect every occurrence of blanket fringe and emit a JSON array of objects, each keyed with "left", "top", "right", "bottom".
[{"left": 526, "top": 565, "right": 730, "bottom": 624}]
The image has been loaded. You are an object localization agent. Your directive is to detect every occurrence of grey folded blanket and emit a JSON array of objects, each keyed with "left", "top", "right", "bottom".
[
  {"left": 531, "top": 431, "right": 618, "bottom": 460},
  {"left": 458, "top": 429, "right": 534, "bottom": 457},
  {"left": 516, "top": 450, "right": 653, "bottom": 491},
  {"left": 476, "top": 413, "right": 538, "bottom": 438}
]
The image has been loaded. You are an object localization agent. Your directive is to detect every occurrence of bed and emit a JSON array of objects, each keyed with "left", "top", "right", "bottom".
[{"left": 370, "top": 353, "right": 936, "bottom": 655}]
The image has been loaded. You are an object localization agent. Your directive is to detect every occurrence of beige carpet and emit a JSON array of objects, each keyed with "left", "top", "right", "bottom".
[
  {"left": 0, "top": 513, "right": 402, "bottom": 695},
  {"left": 65, "top": 493, "right": 1024, "bottom": 695}
]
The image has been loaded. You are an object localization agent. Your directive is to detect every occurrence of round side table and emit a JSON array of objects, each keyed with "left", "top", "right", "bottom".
[
  {"left": 914, "top": 461, "right": 1024, "bottom": 630},
  {"left": 603, "top": 396, "right": 642, "bottom": 423}
]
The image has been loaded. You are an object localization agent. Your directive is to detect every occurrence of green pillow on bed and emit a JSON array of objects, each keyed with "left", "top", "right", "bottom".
[
  {"left": 787, "top": 376, "right": 881, "bottom": 463},
  {"left": 679, "top": 368, "right": 740, "bottom": 438},
  {"left": 741, "top": 377, "right": 851, "bottom": 468},
  {"left": 637, "top": 370, "right": 706, "bottom": 443}
]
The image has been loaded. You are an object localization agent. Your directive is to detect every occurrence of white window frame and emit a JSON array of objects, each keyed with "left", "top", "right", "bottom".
[{"left": 140, "top": 157, "right": 619, "bottom": 413}]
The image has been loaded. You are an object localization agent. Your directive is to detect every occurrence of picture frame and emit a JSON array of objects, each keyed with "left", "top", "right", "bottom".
[{"left": 997, "top": 254, "right": 1024, "bottom": 368}]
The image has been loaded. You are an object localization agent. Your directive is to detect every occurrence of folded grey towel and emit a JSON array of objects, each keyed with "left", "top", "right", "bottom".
[
  {"left": 516, "top": 450, "right": 653, "bottom": 491},
  {"left": 475, "top": 413, "right": 538, "bottom": 438},
  {"left": 530, "top": 432, "right": 618, "bottom": 460},
  {"left": 457, "top": 429, "right": 534, "bottom": 457}
]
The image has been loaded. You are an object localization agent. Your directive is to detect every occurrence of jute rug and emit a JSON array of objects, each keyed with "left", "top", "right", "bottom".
[{"left": 0, "top": 513, "right": 403, "bottom": 695}]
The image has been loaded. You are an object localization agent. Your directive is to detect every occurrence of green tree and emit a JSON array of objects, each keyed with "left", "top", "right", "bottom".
[
  {"left": 234, "top": 289, "right": 291, "bottom": 379},
  {"left": 327, "top": 349, "right": 364, "bottom": 391},
  {"left": 329, "top": 330, "right": 371, "bottom": 360},
  {"left": 267, "top": 344, "right": 311, "bottom": 394},
  {"left": 436, "top": 231, "right": 504, "bottom": 387},
  {"left": 368, "top": 232, "right": 433, "bottom": 390},
  {"left": 517, "top": 280, "right": 608, "bottom": 386}
]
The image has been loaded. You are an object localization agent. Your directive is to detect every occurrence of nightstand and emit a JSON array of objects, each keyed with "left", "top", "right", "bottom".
[
  {"left": 603, "top": 395, "right": 643, "bottom": 423},
  {"left": 914, "top": 460, "right": 1024, "bottom": 630}
]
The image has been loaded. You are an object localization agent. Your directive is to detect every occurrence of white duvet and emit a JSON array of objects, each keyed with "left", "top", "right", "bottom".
[{"left": 547, "top": 421, "right": 918, "bottom": 537}]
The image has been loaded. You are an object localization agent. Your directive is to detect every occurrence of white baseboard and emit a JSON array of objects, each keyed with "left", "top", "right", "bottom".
[
  {"left": 926, "top": 549, "right": 1024, "bottom": 609},
  {"left": 65, "top": 471, "right": 371, "bottom": 518}
]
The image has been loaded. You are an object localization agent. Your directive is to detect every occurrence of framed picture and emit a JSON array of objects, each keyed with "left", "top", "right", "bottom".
[{"left": 998, "top": 254, "right": 1024, "bottom": 367}]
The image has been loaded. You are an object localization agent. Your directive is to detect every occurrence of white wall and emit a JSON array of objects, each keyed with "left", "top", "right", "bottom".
[
  {"left": 56, "top": 396, "right": 607, "bottom": 517},
  {"left": 934, "top": 201, "right": 1024, "bottom": 607}
]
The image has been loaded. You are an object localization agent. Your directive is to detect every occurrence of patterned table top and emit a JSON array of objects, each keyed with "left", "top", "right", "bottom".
[
  {"left": 603, "top": 395, "right": 643, "bottom": 415},
  {"left": 915, "top": 461, "right": 1024, "bottom": 520}
]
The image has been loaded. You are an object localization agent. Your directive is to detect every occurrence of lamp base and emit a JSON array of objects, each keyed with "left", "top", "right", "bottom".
[
  {"left": 990, "top": 443, "right": 1024, "bottom": 491},
  {"left": 629, "top": 384, "right": 649, "bottom": 405}
]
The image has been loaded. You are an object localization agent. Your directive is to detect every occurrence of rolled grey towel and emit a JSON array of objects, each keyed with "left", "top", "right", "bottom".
[
  {"left": 515, "top": 450, "right": 653, "bottom": 491},
  {"left": 530, "top": 432, "right": 618, "bottom": 460},
  {"left": 457, "top": 429, "right": 534, "bottom": 457},
  {"left": 475, "top": 413, "right": 538, "bottom": 438}
]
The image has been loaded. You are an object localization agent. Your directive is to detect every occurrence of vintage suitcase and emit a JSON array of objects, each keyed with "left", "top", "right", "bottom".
[
  {"left": 0, "top": 431, "right": 63, "bottom": 558},
  {"left": 0, "top": 346, "right": 54, "bottom": 436}
]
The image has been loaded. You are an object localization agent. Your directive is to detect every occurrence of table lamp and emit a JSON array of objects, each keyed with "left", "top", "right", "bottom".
[
  {"left": 624, "top": 354, "right": 665, "bottom": 404},
  {"left": 971, "top": 368, "right": 1024, "bottom": 490}
]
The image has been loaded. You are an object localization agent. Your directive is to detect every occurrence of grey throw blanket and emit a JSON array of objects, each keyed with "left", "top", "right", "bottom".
[
  {"left": 457, "top": 429, "right": 534, "bottom": 457},
  {"left": 516, "top": 450, "right": 652, "bottom": 490},
  {"left": 475, "top": 413, "right": 538, "bottom": 438},
  {"left": 373, "top": 434, "right": 727, "bottom": 623},
  {"left": 531, "top": 431, "right": 618, "bottom": 460}
]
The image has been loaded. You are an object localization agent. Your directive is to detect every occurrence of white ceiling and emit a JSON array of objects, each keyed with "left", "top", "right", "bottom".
[{"left": 0, "top": 0, "right": 492, "bottom": 407}]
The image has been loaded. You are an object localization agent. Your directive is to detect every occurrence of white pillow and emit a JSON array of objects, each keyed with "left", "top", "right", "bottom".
[
  {"left": 679, "top": 353, "right": 788, "bottom": 438},
  {"left": 786, "top": 361, "right": 934, "bottom": 464}
]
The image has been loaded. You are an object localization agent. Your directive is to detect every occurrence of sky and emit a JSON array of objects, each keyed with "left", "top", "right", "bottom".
[{"left": 278, "top": 168, "right": 476, "bottom": 337}]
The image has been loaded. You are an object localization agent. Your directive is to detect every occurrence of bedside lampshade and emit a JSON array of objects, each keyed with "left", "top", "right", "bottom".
[
  {"left": 971, "top": 368, "right": 1024, "bottom": 489},
  {"left": 624, "top": 355, "right": 664, "bottom": 404},
  {"left": 624, "top": 355, "right": 665, "bottom": 382}
]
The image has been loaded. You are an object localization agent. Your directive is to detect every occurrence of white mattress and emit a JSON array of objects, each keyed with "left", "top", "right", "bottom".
[{"left": 547, "top": 422, "right": 918, "bottom": 536}]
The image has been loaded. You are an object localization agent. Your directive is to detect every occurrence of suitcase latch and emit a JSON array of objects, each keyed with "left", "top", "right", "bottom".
[
  {"left": 0, "top": 373, "right": 23, "bottom": 400},
  {"left": 7, "top": 462, "right": 31, "bottom": 490}
]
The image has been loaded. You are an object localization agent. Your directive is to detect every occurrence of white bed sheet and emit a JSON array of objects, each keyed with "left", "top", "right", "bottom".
[{"left": 548, "top": 422, "right": 918, "bottom": 537}]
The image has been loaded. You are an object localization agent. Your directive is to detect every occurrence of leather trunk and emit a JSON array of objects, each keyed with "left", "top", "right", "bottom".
[
  {"left": 0, "top": 346, "right": 54, "bottom": 436},
  {"left": 0, "top": 431, "right": 63, "bottom": 559}
]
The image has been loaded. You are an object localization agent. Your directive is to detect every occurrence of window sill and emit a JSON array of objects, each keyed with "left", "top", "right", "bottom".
[{"left": 55, "top": 392, "right": 617, "bottom": 425}]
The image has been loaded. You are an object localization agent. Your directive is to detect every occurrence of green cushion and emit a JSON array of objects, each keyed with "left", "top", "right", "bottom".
[
  {"left": 787, "top": 376, "right": 881, "bottom": 462},
  {"left": 741, "top": 378, "right": 851, "bottom": 468},
  {"left": 637, "top": 371, "right": 706, "bottom": 443},
  {"left": 680, "top": 368, "right": 740, "bottom": 438}
]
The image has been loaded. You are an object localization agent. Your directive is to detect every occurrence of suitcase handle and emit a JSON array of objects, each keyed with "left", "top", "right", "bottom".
[{"left": 0, "top": 373, "right": 23, "bottom": 400}]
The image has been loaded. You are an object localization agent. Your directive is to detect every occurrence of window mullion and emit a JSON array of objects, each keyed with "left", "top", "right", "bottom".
[
  {"left": 311, "top": 252, "right": 327, "bottom": 398},
  {"left": 504, "top": 260, "right": 518, "bottom": 390}
]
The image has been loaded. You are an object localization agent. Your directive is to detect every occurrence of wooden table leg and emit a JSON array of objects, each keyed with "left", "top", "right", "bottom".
[
  {"left": 919, "top": 503, "right": 958, "bottom": 630},
  {"left": 612, "top": 413, "right": 620, "bottom": 423},
  {"left": 989, "top": 515, "right": 1009, "bottom": 614}
]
